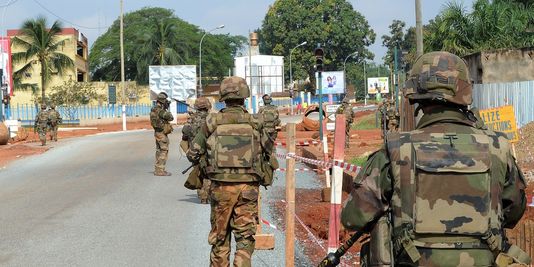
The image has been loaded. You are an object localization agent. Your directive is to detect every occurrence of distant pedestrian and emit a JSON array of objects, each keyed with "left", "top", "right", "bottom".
[
  {"left": 258, "top": 94, "right": 281, "bottom": 141},
  {"left": 48, "top": 104, "right": 62, "bottom": 142},
  {"left": 336, "top": 97, "right": 354, "bottom": 148},
  {"left": 150, "top": 92, "right": 174, "bottom": 176},
  {"left": 34, "top": 104, "right": 49, "bottom": 146}
]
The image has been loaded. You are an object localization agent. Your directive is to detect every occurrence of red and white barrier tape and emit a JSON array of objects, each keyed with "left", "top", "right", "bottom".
[
  {"left": 276, "top": 168, "right": 317, "bottom": 172},
  {"left": 260, "top": 218, "right": 279, "bottom": 230},
  {"left": 275, "top": 140, "right": 321, "bottom": 147},
  {"left": 274, "top": 152, "right": 362, "bottom": 174},
  {"left": 281, "top": 199, "right": 327, "bottom": 252}
]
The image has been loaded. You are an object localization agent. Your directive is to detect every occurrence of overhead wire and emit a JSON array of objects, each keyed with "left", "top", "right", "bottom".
[
  {"left": 0, "top": 0, "right": 18, "bottom": 8},
  {"left": 32, "top": 0, "right": 109, "bottom": 30}
]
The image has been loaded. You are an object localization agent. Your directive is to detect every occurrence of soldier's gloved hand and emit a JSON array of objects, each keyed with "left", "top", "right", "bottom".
[{"left": 186, "top": 150, "right": 200, "bottom": 164}]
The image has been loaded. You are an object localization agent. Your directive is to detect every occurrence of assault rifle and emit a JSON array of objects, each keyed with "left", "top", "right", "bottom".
[
  {"left": 182, "top": 164, "right": 195, "bottom": 174},
  {"left": 172, "top": 98, "right": 197, "bottom": 111},
  {"left": 317, "top": 230, "right": 365, "bottom": 267}
]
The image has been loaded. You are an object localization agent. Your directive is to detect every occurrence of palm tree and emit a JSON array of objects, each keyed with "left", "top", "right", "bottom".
[
  {"left": 135, "top": 18, "right": 190, "bottom": 83},
  {"left": 11, "top": 16, "right": 74, "bottom": 105}
]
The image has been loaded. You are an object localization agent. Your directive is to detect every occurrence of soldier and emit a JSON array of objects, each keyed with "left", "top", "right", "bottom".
[
  {"left": 150, "top": 92, "right": 174, "bottom": 176},
  {"left": 187, "top": 76, "right": 275, "bottom": 267},
  {"left": 181, "top": 97, "right": 212, "bottom": 204},
  {"left": 340, "top": 51, "right": 530, "bottom": 266},
  {"left": 48, "top": 104, "right": 62, "bottom": 141},
  {"left": 34, "top": 104, "right": 49, "bottom": 146},
  {"left": 385, "top": 98, "right": 399, "bottom": 132},
  {"left": 258, "top": 94, "right": 281, "bottom": 141},
  {"left": 336, "top": 97, "right": 354, "bottom": 148}
]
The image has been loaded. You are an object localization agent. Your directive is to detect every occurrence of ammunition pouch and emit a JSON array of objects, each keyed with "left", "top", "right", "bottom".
[
  {"left": 162, "top": 124, "right": 173, "bottom": 135},
  {"left": 495, "top": 244, "right": 532, "bottom": 267},
  {"left": 366, "top": 216, "right": 393, "bottom": 266},
  {"left": 260, "top": 155, "right": 278, "bottom": 187}
]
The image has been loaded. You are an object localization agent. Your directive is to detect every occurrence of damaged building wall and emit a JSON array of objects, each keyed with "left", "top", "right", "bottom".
[{"left": 464, "top": 47, "right": 534, "bottom": 84}]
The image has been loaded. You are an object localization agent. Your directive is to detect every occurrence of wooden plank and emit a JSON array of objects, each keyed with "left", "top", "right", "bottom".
[{"left": 285, "top": 123, "right": 296, "bottom": 267}]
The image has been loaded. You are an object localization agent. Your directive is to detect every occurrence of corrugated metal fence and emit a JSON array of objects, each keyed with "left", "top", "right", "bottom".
[
  {"left": 472, "top": 81, "right": 534, "bottom": 128},
  {"left": 7, "top": 103, "right": 152, "bottom": 125}
]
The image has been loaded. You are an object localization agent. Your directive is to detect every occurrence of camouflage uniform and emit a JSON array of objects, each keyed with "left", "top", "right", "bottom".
[
  {"left": 258, "top": 94, "right": 281, "bottom": 141},
  {"left": 48, "top": 105, "right": 62, "bottom": 141},
  {"left": 385, "top": 99, "right": 399, "bottom": 132},
  {"left": 341, "top": 52, "right": 530, "bottom": 266},
  {"left": 150, "top": 92, "right": 174, "bottom": 176},
  {"left": 34, "top": 104, "right": 49, "bottom": 146},
  {"left": 336, "top": 97, "right": 354, "bottom": 148},
  {"left": 187, "top": 77, "right": 274, "bottom": 267},
  {"left": 182, "top": 97, "right": 212, "bottom": 204}
]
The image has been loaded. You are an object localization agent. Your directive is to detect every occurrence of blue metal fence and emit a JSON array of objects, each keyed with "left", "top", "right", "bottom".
[
  {"left": 472, "top": 81, "right": 534, "bottom": 128},
  {"left": 8, "top": 103, "right": 153, "bottom": 125}
]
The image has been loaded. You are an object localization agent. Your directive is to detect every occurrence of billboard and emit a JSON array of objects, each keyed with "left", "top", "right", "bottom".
[
  {"left": 315, "top": 71, "right": 345, "bottom": 94},
  {"left": 367, "top": 77, "right": 389, "bottom": 94},
  {"left": 149, "top": 65, "right": 196, "bottom": 101},
  {"left": 0, "top": 37, "right": 13, "bottom": 95}
]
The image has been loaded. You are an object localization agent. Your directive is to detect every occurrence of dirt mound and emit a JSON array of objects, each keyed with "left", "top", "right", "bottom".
[{"left": 517, "top": 122, "right": 534, "bottom": 171}]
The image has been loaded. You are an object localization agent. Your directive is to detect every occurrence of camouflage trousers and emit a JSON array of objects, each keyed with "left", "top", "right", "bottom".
[
  {"left": 209, "top": 181, "right": 259, "bottom": 267},
  {"left": 49, "top": 124, "right": 59, "bottom": 141},
  {"left": 37, "top": 127, "right": 47, "bottom": 146},
  {"left": 154, "top": 131, "right": 169, "bottom": 172},
  {"left": 197, "top": 179, "right": 212, "bottom": 203}
]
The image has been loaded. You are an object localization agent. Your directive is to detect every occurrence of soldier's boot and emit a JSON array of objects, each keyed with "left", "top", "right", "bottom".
[{"left": 154, "top": 169, "right": 172, "bottom": 176}]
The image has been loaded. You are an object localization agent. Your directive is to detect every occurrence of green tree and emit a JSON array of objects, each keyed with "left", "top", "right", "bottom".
[
  {"left": 11, "top": 16, "right": 74, "bottom": 105},
  {"left": 90, "top": 7, "right": 247, "bottom": 84},
  {"left": 259, "top": 0, "right": 376, "bottom": 89},
  {"left": 424, "top": 0, "right": 534, "bottom": 56},
  {"left": 135, "top": 17, "right": 190, "bottom": 82},
  {"left": 382, "top": 20, "right": 416, "bottom": 68},
  {"left": 48, "top": 80, "right": 105, "bottom": 121}
]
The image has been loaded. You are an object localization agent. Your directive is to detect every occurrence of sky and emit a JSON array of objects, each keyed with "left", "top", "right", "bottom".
[{"left": 0, "top": 0, "right": 475, "bottom": 64}]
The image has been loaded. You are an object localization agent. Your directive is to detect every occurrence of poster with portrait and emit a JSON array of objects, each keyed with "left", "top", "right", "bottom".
[
  {"left": 315, "top": 71, "right": 345, "bottom": 94},
  {"left": 0, "top": 37, "right": 13, "bottom": 95},
  {"left": 367, "top": 77, "right": 389, "bottom": 94}
]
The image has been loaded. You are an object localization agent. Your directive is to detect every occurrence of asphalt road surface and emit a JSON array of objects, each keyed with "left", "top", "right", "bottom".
[{"left": 0, "top": 118, "right": 311, "bottom": 267}]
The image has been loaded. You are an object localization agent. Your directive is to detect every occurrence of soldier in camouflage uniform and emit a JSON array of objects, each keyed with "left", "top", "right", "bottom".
[
  {"left": 182, "top": 97, "right": 212, "bottom": 204},
  {"left": 258, "top": 94, "right": 281, "bottom": 141},
  {"left": 187, "top": 76, "right": 274, "bottom": 267},
  {"left": 341, "top": 52, "right": 530, "bottom": 266},
  {"left": 150, "top": 92, "right": 174, "bottom": 176},
  {"left": 336, "top": 97, "right": 354, "bottom": 148},
  {"left": 48, "top": 104, "right": 62, "bottom": 141},
  {"left": 34, "top": 104, "right": 49, "bottom": 146}
]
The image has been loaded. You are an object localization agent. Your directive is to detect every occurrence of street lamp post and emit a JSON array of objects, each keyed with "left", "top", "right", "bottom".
[
  {"left": 198, "top": 24, "right": 224, "bottom": 97},
  {"left": 343, "top": 51, "right": 358, "bottom": 99},
  {"left": 120, "top": 0, "right": 126, "bottom": 131},
  {"left": 289, "top": 41, "right": 307, "bottom": 115}
]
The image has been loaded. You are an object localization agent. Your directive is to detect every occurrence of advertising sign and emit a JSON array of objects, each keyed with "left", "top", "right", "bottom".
[
  {"left": 367, "top": 77, "right": 389, "bottom": 94},
  {"left": 315, "top": 71, "right": 345, "bottom": 94},
  {"left": 0, "top": 37, "right": 13, "bottom": 95},
  {"left": 149, "top": 65, "right": 196, "bottom": 101},
  {"left": 479, "top": 105, "right": 519, "bottom": 143}
]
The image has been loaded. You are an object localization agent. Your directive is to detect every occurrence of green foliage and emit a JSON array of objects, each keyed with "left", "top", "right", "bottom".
[
  {"left": 382, "top": 20, "right": 417, "bottom": 69},
  {"left": 352, "top": 112, "right": 378, "bottom": 130},
  {"left": 349, "top": 155, "right": 368, "bottom": 167},
  {"left": 89, "top": 7, "right": 247, "bottom": 84},
  {"left": 11, "top": 16, "right": 75, "bottom": 104},
  {"left": 424, "top": 0, "right": 534, "bottom": 56},
  {"left": 48, "top": 80, "right": 106, "bottom": 120},
  {"left": 259, "top": 0, "right": 376, "bottom": 89}
]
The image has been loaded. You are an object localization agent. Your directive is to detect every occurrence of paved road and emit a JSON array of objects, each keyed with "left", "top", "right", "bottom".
[{"left": 0, "top": 121, "right": 312, "bottom": 266}]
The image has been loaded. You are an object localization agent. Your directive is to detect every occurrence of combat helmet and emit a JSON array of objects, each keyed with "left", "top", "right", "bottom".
[
  {"left": 50, "top": 103, "right": 56, "bottom": 109},
  {"left": 194, "top": 97, "right": 212, "bottom": 110},
  {"left": 342, "top": 97, "right": 350, "bottom": 104},
  {"left": 41, "top": 104, "right": 47, "bottom": 109},
  {"left": 219, "top": 76, "right": 250, "bottom": 102},
  {"left": 262, "top": 94, "right": 272, "bottom": 104},
  {"left": 404, "top": 51, "right": 472, "bottom": 106},
  {"left": 157, "top": 92, "right": 169, "bottom": 104}
]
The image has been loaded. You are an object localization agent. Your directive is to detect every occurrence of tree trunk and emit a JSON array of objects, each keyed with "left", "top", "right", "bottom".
[{"left": 41, "top": 60, "right": 46, "bottom": 105}]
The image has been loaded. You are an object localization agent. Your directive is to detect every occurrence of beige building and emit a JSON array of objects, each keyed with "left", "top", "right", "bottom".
[
  {"left": 463, "top": 47, "right": 534, "bottom": 84},
  {"left": 7, "top": 27, "right": 89, "bottom": 104}
]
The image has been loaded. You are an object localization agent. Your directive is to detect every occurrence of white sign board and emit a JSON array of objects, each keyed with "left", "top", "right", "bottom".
[
  {"left": 326, "top": 122, "right": 336, "bottom": 131},
  {"left": 326, "top": 104, "right": 341, "bottom": 113},
  {"left": 149, "top": 65, "right": 197, "bottom": 101},
  {"left": 315, "top": 71, "right": 345, "bottom": 94},
  {"left": 367, "top": 77, "right": 389, "bottom": 94}
]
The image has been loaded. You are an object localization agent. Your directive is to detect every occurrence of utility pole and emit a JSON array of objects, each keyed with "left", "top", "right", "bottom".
[
  {"left": 120, "top": 0, "right": 126, "bottom": 131},
  {"left": 394, "top": 46, "right": 399, "bottom": 110},
  {"left": 415, "top": 0, "right": 423, "bottom": 56}
]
